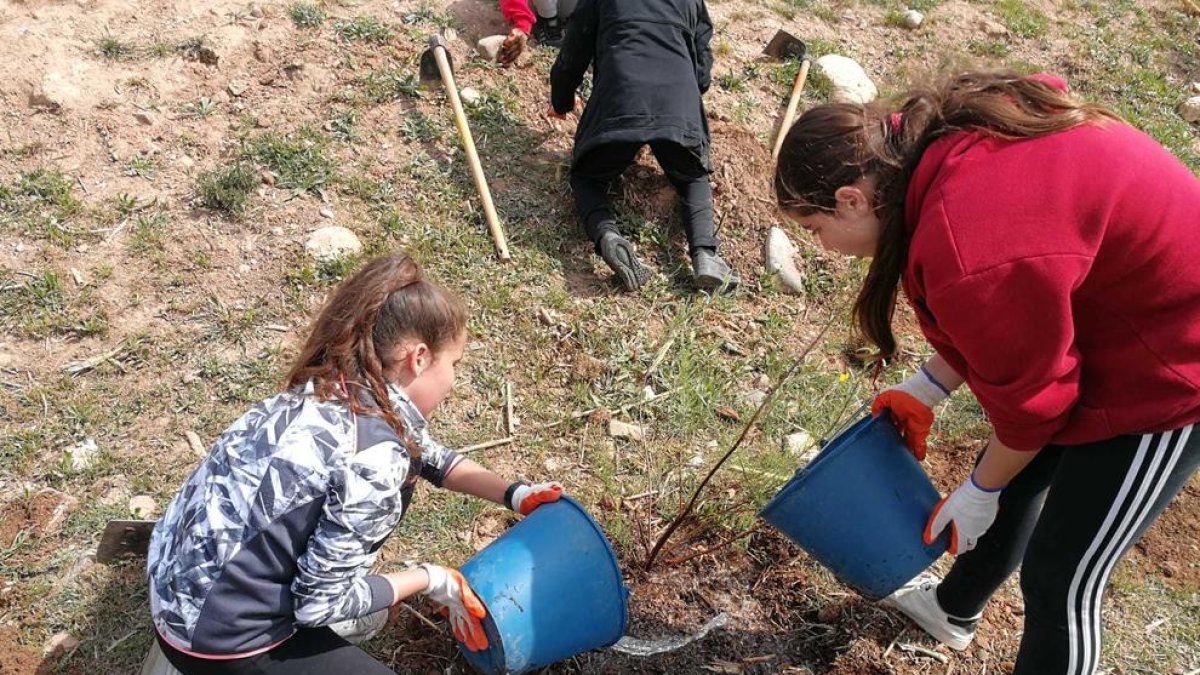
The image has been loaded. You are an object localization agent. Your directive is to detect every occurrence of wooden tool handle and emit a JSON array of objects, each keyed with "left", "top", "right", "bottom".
[
  {"left": 432, "top": 47, "right": 512, "bottom": 263},
  {"left": 771, "top": 58, "right": 812, "bottom": 160}
]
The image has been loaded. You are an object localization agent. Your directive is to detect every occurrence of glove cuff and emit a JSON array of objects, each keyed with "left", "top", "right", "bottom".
[
  {"left": 968, "top": 471, "right": 1006, "bottom": 494},
  {"left": 504, "top": 481, "right": 528, "bottom": 512},
  {"left": 895, "top": 367, "right": 950, "bottom": 408}
]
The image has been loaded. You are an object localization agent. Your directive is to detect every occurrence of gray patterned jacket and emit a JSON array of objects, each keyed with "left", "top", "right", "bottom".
[{"left": 147, "top": 382, "right": 462, "bottom": 656}]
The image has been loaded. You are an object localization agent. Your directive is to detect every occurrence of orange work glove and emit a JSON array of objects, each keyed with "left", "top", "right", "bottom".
[
  {"left": 506, "top": 481, "right": 563, "bottom": 515},
  {"left": 419, "top": 564, "right": 488, "bottom": 651},
  {"left": 872, "top": 366, "right": 951, "bottom": 460}
]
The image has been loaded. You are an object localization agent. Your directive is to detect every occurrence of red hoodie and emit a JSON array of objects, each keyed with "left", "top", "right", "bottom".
[
  {"left": 499, "top": 0, "right": 537, "bottom": 33},
  {"left": 902, "top": 114, "right": 1200, "bottom": 451}
]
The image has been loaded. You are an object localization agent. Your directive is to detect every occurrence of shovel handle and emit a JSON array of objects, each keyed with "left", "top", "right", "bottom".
[
  {"left": 430, "top": 46, "right": 512, "bottom": 263},
  {"left": 771, "top": 58, "right": 811, "bottom": 160}
]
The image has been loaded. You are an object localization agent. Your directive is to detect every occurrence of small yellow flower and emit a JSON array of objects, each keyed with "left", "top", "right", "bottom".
[{"left": 838, "top": 372, "right": 849, "bottom": 382}]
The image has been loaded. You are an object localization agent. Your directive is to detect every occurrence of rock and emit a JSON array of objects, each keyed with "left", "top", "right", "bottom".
[
  {"left": 305, "top": 226, "right": 362, "bottom": 261},
  {"left": 980, "top": 18, "right": 1009, "bottom": 36},
  {"left": 261, "top": 171, "right": 276, "bottom": 186},
  {"left": 1179, "top": 96, "right": 1200, "bottom": 124},
  {"left": 270, "top": 227, "right": 283, "bottom": 236},
  {"left": 249, "top": 3, "right": 264, "bottom": 17},
  {"left": 752, "top": 373, "right": 771, "bottom": 390},
  {"left": 785, "top": 430, "right": 816, "bottom": 456},
  {"left": 43, "top": 632, "right": 79, "bottom": 658},
  {"left": 128, "top": 495, "right": 157, "bottom": 519},
  {"left": 37, "top": 488, "right": 79, "bottom": 535},
  {"left": 815, "top": 54, "right": 878, "bottom": 104},
  {"left": 477, "top": 35, "right": 507, "bottom": 62},
  {"left": 743, "top": 390, "right": 768, "bottom": 408},
  {"left": 185, "top": 431, "right": 207, "bottom": 457},
  {"left": 468, "top": 340, "right": 485, "bottom": 351},
  {"left": 132, "top": 111, "right": 156, "bottom": 126},
  {"left": 460, "top": 87, "right": 481, "bottom": 105},
  {"left": 319, "top": 207, "right": 334, "bottom": 219},
  {"left": 608, "top": 420, "right": 645, "bottom": 441},
  {"left": 65, "top": 438, "right": 99, "bottom": 471},
  {"left": 765, "top": 227, "right": 805, "bottom": 294},
  {"left": 1191, "top": 82, "right": 1200, "bottom": 94},
  {"left": 642, "top": 385, "right": 656, "bottom": 401},
  {"left": 899, "top": 8, "right": 923, "bottom": 29},
  {"left": 227, "top": 81, "right": 248, "bottom": 97}
]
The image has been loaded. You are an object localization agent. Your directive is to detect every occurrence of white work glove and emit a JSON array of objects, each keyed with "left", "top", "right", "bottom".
[
  {"left": 505, "top": 481, "right": 563, "bottom": 515},
  {"left": 419, "top": 564, "right": 489, "bottom": 651},
  {"left": 923, "top": 473, "right": 1002, "bottom": 555}
]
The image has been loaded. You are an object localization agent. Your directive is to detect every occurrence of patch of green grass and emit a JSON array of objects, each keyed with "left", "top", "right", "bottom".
[
  {"left": 334, "top": 16, "right": 393, "bottom": 43},
  {"left": 289, "top": 2, "right": 326, "bottom": 28},
  {"left": 128, "top": 211, "right": 169, "bottom": 259},
  {"left": 330, "top": 108, "right": 361, "bottom": 143},
  {"left": 98, "top": 34, "right": 135, "bottom": 60},
  {"left": 400, "top": 5, "right": 463, "bottom": 31},
  {"left": 175, "top": 36, "right": 210, "bottom": 61},
  {"left": 717, "top": 70, "right": 748, "bottom": 93},
  {"left": 731, "top": 96, "right": 759, "bottom": 124},
  {"left": 0, "top": 269, "right": 109, "bottom": 340},
  {"left": 995, "top": 0, "right": 1049, "bottom": 38},
  {"left": 126, "top": 156, "right": 159, "bottom": 178},
  {"left": 180, "top": 97, "right": 218, "bottom": 118},
  {"left": 464, "top": 90, "right": 522, "bottom": 137},
  {"left": 242, "top": 127, "right": 335, "bottom": 194},
  {"left": 0, "top": 168, "right": 86, "bottom": 245},
  {"left": 350, "top": 67, "right": 421, "bottom": 105},
  {"left": 400, "top": 111, "right": 444, "bottom": 143},
  {"left": 197, "top": 163, "right": 258, "bottom": 216},
  {"left": 969, "top": 39, "right": 1011, "bottom": 57}
]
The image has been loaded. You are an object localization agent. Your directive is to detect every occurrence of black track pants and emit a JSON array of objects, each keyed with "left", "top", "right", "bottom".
[
  {"left": 570, "top": 140, "right": 717, "bottom": 254},
  {"left": 936, "top": 423, "right": 1198, "bottom": 674},
  {"left": 157, "top": 627, "right": 396, "bottom": 675}
]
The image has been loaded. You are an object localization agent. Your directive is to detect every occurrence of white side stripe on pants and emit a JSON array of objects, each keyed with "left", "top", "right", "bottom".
[{"left": 1065, "top": 425, "right": 1192, "bottom": 675}]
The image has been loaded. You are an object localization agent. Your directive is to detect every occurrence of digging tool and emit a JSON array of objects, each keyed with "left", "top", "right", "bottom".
[
  {"left": 764, "top": 30, "right": 811, "bottom": 160},
  {"left": 419, "top": 35, "right": 512, "bottom": 263},
  {"left": 96, "top": 519, "right": 156, "bottom": 562}
]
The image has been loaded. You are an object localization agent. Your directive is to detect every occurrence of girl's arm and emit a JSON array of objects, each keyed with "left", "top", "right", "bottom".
[
  {"left": 381, "top": 567, "right": 431, "bottom": 604},
  {"left": 974, "top": 432, "right": 1039, "bottom": 489},
  {"left": 924, "top": 353, "right": 965, "bottom": 394},
  {"left": 442, "top": 457, "right": 510, "bottom": 505}
]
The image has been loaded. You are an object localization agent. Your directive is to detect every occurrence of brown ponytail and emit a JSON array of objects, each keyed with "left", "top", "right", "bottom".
[
  {"left": 774, "top": 70, "right": 1118, "bottom": 360},
  {"left": 285, "top": 254, "right": 468, "bottom": 454}
]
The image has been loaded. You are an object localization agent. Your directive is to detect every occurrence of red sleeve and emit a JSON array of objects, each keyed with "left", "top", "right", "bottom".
[
  {"left": 498, "top": 0, "right": 536, "bottom": 33},
  {"left": 925, "top": 255, "right": 1092, "bottom": 451},
  {"left": 1028, "top": 72, "right": 1069, "bottom": 93}
]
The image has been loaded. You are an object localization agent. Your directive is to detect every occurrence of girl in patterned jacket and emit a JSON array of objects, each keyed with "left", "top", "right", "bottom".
[{"left": 148, "top": 254, "right": 563, "bottom": 674}]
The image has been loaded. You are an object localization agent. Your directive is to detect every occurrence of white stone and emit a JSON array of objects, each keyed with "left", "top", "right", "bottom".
[
  {"left": 815, "top": 54, "right": 878, "bottom": 104},
  {"left": 459, "top": 87, "right": 481, "bottom": 105},
  {"left": 752, "top": 373, "right": 771, "bottom": 390},
  {"left": 743, "top": 390, "right": 768, "bottom": 408},
  {"left": 477, "top": 35, "right": 507, "bottom": 62},
  {"left": 133, "top": 111, "right": 156, "bottom": 126},
  {"left": 642, "top": 385, "right": 656, "bottom": 401},
  {"left": 765, "top": 227, "right": 805, "bottom": 294},
  {"left": 128, "top": 495, "right": 158, "bottom": 519},
  {"left": 43, "top": 632, "right": 79, "bottom": 657},
  {"left": 185, "top": 431, "right": 207, "bottom": 457},
  {"left": 608, "top": 420, "right": 645, "bottom": 441},
  {"left": 900, "top": 9, "right": 923, "bottom": 29},
  {"left": 980, "top": 18, "right": 1008, "bottom": 36},
  {"left": 319, "top": 207, "right": 334, "bottom": 219},
  {"left": 1179, "top": 96, "right": 1200, "bottom": 124},
  {"left": 785, "top": 431, "right": 819, "bottom": 465},
  {"left": 305, "top": 226, "right": 362, "bottom": 261},
  {"left": 66, "top": 438, "right": 99, "bottom": 471}
]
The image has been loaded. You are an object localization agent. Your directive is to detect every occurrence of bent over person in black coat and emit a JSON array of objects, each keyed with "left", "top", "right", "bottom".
[{"left": 549, "top": 0, "right": 739, "bottom": 292}]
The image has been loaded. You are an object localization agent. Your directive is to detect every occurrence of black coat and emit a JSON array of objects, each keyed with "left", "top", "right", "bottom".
[{"left": 550, "top": 0, "right": 714, "bottom": 169}]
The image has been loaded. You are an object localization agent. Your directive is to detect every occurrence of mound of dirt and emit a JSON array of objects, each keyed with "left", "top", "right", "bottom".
[
  {"left": 617, "top": 121, "right": 779, "bottom": 278},
  {"left": 0, "top": 626, "right": 44, "bottom": 675},
  {"left": 0, "top": 489, "right": 77, "bottom": 549}
]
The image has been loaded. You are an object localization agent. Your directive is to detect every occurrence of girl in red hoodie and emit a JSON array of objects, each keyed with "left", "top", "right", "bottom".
[{"left": 774, "top": 71, "right": 1200, "bottom": 674}]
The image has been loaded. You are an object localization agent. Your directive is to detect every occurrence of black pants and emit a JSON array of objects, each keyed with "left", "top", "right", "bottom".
[
  {"left": 157, "top": 628, "right": 395, "bottom": 675},
  {"left": 936, "top": 423, "right": 1199, "bottom": 674},
  {"left": 570, "top": 141, "right": 717, "bottom": 255}
]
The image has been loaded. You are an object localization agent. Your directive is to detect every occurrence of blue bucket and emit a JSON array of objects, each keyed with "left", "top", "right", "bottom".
[
  {"left": 760, "top": 413, "right": 949, "bottom": 599},
  {"left": 457, "top": 496, "right": 628, "bottom": 674}
]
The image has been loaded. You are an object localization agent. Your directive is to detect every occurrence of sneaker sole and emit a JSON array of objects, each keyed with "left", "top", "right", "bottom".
[
  {"left": 694, "top": 273, "right": 739, "bottom": 292},
  {"left": 603, "top": 242, "right": 649, "bottom": 291}
]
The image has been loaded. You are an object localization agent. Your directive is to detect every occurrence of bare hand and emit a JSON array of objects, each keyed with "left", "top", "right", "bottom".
[{"left": 498, "top": 28, "right": 527, "bottom": 66}]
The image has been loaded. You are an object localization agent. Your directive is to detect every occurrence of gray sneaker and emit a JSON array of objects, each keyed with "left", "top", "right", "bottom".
[
  {"left": 692, "top": 249, "right": 740, "bottom": 292},
  {"left": 598, "top": 232, "right": 650, "bottom": 291},
  {"left": 881, "top": 575, "right": 978, "bottom": 651}
]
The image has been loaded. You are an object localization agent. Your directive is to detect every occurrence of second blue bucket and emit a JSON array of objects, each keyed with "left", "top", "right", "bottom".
[
  {"left": 760, "top": 412, "right": 950, "bottom": 599},
  {"left": 457, "top": 496, "right": 628, "bottom": 674}
]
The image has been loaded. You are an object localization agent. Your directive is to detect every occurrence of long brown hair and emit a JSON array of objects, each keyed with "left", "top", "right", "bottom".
[
  {"left": 285, "top": 254, "right": 467, "bottom": 453},
  {"left": 774, "top": 70, "right": 1117, "bottom": 359}
]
